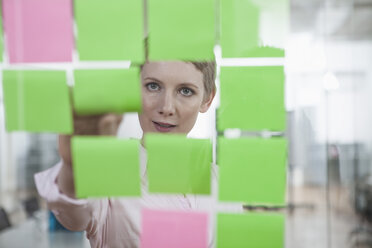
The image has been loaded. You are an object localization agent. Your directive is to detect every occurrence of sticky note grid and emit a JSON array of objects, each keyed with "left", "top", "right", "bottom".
[{"left": 0, "top": 1, "right": 289, "bottom": 247}]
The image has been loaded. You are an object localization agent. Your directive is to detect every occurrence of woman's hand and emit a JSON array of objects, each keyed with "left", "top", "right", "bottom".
[
  {"left": 57, "top": 113, "right": 123, "bottom": 197},
  {"left": 58, "top": 113, "right": 123, "bottom": 166}
]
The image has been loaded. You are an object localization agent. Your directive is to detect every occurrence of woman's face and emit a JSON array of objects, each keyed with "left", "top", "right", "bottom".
[{"left": 138, "top": 61, "right": 214, "bottom": 135}]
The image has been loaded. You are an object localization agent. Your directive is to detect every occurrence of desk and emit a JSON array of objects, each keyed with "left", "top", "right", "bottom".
[{"left": 0, "top": 211, "right": 90, "bottom": 248}]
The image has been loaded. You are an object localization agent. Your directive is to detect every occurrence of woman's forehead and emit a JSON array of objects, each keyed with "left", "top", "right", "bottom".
[{"left": 141, "top": 61, "right": 203, "bottom": 85}]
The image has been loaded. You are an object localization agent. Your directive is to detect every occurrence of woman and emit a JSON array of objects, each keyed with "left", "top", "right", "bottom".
[{"left": 35, "top": 60, "right": 221, "bottom": 247}]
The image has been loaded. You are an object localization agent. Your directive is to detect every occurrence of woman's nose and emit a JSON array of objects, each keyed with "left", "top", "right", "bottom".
[{"left": 158, "top": 92, "right": 175, "bottom": 117}]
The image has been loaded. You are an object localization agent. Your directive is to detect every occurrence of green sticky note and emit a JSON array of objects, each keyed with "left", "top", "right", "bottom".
[
  {"left": 148, "top": 0, "right": 215, "bottom": 60},
  {"left": 2, "top": 70, "right": 73, "bottom": 133},
  {"left": 218, "top": 137, "right": 287, "bottom": 205},
  {"left": 72, "top": 137, "right": 141, "bottom": 198},
  {"left": 73, "top": 68, "right": 142, "bottom": 115},
  {"left": 217, "top": 212, "right": 285, "bottom": 248},
  {"left": 146, "top": 134, "right": 212, "bottom": 194},
  {"left": 220, "top": 0, "right": 259, "bottom": 58},
  {"left": 75, "top": 0, "right": 144, "bottom": 62},
  {"left": 220, "top": 0, "right": 287, "bottom": 58},
  {"left": 217, "top": 66, "right": 286, "bottom": 131}
]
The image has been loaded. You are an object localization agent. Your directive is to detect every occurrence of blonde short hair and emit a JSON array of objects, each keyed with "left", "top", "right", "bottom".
[{"left": 190, "top": 61, "right": 216, "bottom": 101}]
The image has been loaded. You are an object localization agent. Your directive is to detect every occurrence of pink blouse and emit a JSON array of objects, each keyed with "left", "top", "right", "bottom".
[{"left": 34, "top": 145, "right": 240, "bottom": 248}]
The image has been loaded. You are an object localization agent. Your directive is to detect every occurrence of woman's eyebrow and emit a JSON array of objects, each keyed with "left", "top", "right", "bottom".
[
  {"left": 144, "top": 77, "right": 162, "bottom": 83},
  {"left": 180, "top": 82, "right": 199, "bottom": 90}
]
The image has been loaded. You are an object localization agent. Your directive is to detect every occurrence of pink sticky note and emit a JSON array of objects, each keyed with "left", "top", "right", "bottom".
[
  {"left": 3, "top": 0, "right": 74, "bottom": 63},
  {"left": 140, "top": 209, "right": 208, "bottom": 248}
]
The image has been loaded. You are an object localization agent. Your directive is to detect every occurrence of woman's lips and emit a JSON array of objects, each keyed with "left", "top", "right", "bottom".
[{"left": 152, "top": 121, "right": 176, "bottom": 132}]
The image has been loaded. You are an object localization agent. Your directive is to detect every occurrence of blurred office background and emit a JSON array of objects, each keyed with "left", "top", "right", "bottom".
[
  {"left": 1, "top": 0, "right": 372, "bottom": 247},
  {"left": 287, "top": 0, "right": 372, "bottom": 247}
]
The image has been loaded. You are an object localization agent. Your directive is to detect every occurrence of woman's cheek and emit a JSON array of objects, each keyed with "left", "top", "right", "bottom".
[
  {"left": 184, "top": 97, "right": 204, "bottom": 112},
  {"left": 178, "top": 99, "right": 196, "bottom": 114},
  {"left": 142, "top": 94, "right": 157, "bottom": 113},
  {"left": 182, "top": 101, "right": 201, "bottom": 122}
]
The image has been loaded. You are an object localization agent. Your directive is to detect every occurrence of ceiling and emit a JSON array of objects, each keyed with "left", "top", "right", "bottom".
[{"left": 290, "top": 0, "right": 372, "bottom": 40}]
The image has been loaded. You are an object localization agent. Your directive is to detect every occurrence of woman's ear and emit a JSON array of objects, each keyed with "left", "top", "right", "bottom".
[{"left": 200, "top": 89, "right": 216, "bottom": 113}]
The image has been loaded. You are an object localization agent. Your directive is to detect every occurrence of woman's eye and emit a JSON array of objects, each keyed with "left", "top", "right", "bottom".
[
  {"left": 180, "top": 88, "right": 194, "bottom": 96},
  {"left": 146, "top": 82, "right": 160, "bottom": 91}
]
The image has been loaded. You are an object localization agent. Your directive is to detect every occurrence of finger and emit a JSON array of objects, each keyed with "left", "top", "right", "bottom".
[
  {"left": 116, "top": 114, "right": 123, "bottom": 125},
  {"left": 58, "top": 135, "right": 72, "bottom": 165},
  {"left": 98, "top": 114, "right": 122, "bottom": 135},
  {"left": 73, "top": 113, "right": 104, "bottom": 135}
]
